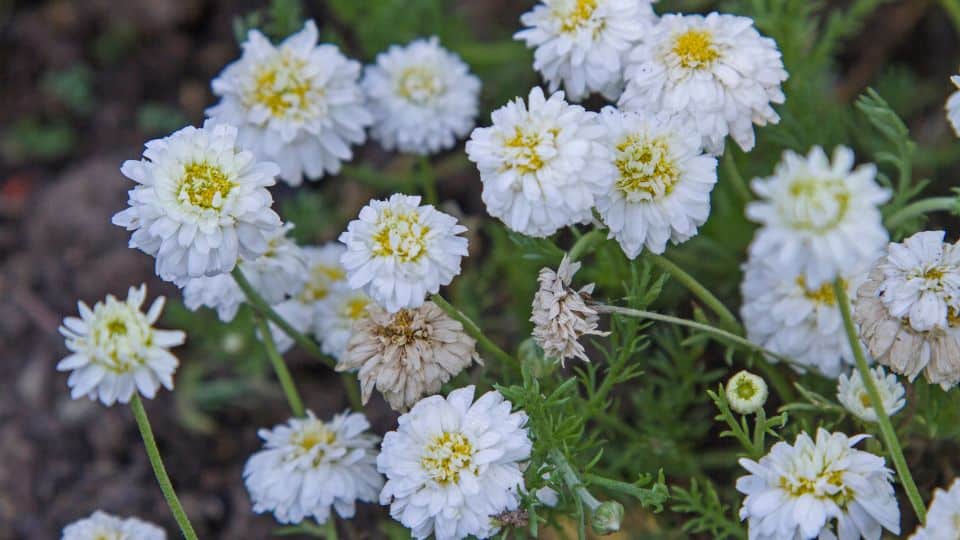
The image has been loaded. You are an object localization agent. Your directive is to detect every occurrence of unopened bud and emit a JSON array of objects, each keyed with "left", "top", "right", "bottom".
[
  {"left": 591, "top": 501, "right": 624, "bottom": 535},
  {"left": 725, "top": 370, "right": 768, "bottom": 415}
]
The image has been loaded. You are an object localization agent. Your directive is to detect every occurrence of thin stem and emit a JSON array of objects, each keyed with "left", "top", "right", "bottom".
[
  {"left": 430, "top": 294, "right": 516, "bottom": 366},
  {"left": 833, "top": 281, "right": 927, "bottom": 523},
  {"left": 550, "top": 448, "right": 601, "bottom": 511},
  {"left": 340, "top": 373, "right": 364, "bottom": 411},
  {"left": 884, "top": 196, "right": 957, "bottom": 230},
  {"left": 647, "top": 253, "right": 742, "bottom": 333},
  {"left": 419, "top": 155, "right": 438, "bottom": 206},
  {"left": 722, "top": 151, "right": 752, "bottom": 204},
  {"left": 231, "top": 267, "right": 333, "bottom": 369},
  {"left": 568, "top": 229, "right": 605, "bottom": 262},
  {"left": 254, "top": 315, "right": 305, "bottom": 417},
  {"left": 130, "top": 395, "right": 200, "bottom": 540}
]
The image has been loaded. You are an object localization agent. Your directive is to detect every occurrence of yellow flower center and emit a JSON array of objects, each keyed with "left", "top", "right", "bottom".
[
  {"left": 421, "top": 431, "right": 475, "bottom": 486},
  {"left": 301, "top": 264, "right": 346, "bottom": 301},
  {"left": 179, "top": 162, "right": 234, "bottom": 210},
  {"left": 672, "top": 30, "right": 721, "bottom": 69},
  {"left": 858, "top": 391, "right": 872, "bottom": 409},
  {"left": 504, "top": 126, "right": 554, "bottom": 175},
  {"left": 559, "top": 0, "right": 598, "bottom": 33},
  {"left": 396, "top": 66, "right": 444, "bottom": 105},
  {"left": 344, "top": 297, "right": 371, "bottom": 321},
  {"left": 734, "top": 378, "right": 758, "bottom": 401},
  {"left": 249, "top": 54, "right": 315, "bottom": 118},
  {"left": 106, "top": 318, "right": 128, "bottom": 336},
  {"left": 785, "top": 177, "right": 851, "bottom": 232},
  {"left": 376, "top": 309, "right": 428, "bottom": 346},
  {"left": 371, "top": 209, "right": 431, "bottom": 263},
  {"left": 949, "top": 307, "right": 960, "bottom": 328},
  {"left": 291, "top": 420, "right": 337, "bottom": 465},
  {"left": 614, "top": 135, "right": 679, "bottom": 200},
  {"left": 797, "top": 276, "right": 840, "bottom": 306},
  {"left": 780, "top": 469, "right": 852, "bottom": 507}
]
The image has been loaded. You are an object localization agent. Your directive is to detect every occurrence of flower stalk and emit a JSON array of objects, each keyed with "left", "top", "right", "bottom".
[
  {"left": 647, "top": 253, "right": 742, "bottom": 333},
  {"left": 430, "top": 294, "right": 516, "bottom": 366},
  {"left": 549, "top": 448, "right": 623, "bottom": 535},
  {"left": 884, "top": 196, "right": 958, "bottom": 230},
  {"left": 254, "top": 315, "right": 306, "bottom": 417}
]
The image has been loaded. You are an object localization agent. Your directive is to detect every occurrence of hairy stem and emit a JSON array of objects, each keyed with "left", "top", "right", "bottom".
[
  {"left": 130, "top": 395, "right": 200, "bottom": 540},
  {"left": 430, "top": 294, "right": 516, "bottom": 366},
  {"left": 884, "top": 196, "right": 957, "bottom": 230},
  {"left": 550, "top": 448, "right": 601, "bottom": 511},
  {"left": 833, "top": 281, "right": 926, "bottom": 523},
  {"left": 254, "top": 315, "right": 306, "bottom": 417}
]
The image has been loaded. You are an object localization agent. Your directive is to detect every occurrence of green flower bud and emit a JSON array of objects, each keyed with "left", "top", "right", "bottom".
[
  {"left": 726, "top": 370, "right": 768, "bottom": 415},
  {"left": 590, "top": 501, "right": 624, "bottom": 535}
]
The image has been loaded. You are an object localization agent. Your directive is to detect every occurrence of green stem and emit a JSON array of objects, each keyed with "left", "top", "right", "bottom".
[
  {"left": 231, "top": 267, "right": 333, "bottom": 369},
  {"left": 130, "top": 395, "right": 200, "bottom": 540},
  {"left": 647, "top": 253, "right": 742, "bottom": 333},
  {"left": 884, "top": 196, "right": 957, "bottom": 230},
  {"left": 833, "top": 281, "right": 926, "bottom": 523},
  {"left": 550, "top": 448, "right": 601, "bottom": 511},
  {"left": 254, "top": 315, "right": 305, "bottom": 417},
  {"left": 340, "top": 373, "right": 364, "bottom": 411},
  {"left": 419, "top": 155, "right": 438, "bottom": 206},
  {"left": 722, "top": 151, "right": 752, "bottom": 204},
  {"left": 430, "top": 294, "right": 516, "bottom": 366},
  {"left": 568, "top": 229, "right": 605, "bottom": 262}
]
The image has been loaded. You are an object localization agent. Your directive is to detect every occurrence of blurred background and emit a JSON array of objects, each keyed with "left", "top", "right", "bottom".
[{"left": 2, "top": 0, "right": 960, "bottom": 538}]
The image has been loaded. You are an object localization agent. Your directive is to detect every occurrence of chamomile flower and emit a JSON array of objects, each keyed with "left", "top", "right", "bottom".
[
  {"left": 244, "top": 411, "right": 383, "bottom": 525},
  {"left": 594, "top": 108, "right": 718, "bottom": 257},
  {"left": 62, "top": 510, "right": 165, "bottom": 540},
  {"left": 740, "top": 254, "right": 868, "bottom": 377},
  {"left": 725, "top": 370, "right": 767, "bottom": 415},
  {"left": 112, "top": 123, "right": 282, "bottom": 284},
  {"left": 297, "top": 243, "right": 348, "bottom": 304},
  {"left": 314, "top": 285, "right": 373, "bottom": 360},
  {"left": 363, "top": 37, "right": 481, "bottom": 155},
  {"left": 737, "top": 429, "right": 900, "bottom": 540},
  {"left": 618, "top": 12, "right": 788, "bottom": 154},
  {"left": 909, "top": 478, "right": 960, "bottom": 539},
  {"left": 515, "top": 0, "right": 655, "bottom": 101},
  {"left": 946, "top": 75, "right": 960, "bottom": 137},
  {"left": 746, "top": 146, "right": 890, "bottom": 287},
  {"left": 58, "top": 285, "right": 185, "bottom": 406},
  {"left": 531, "top": 255, "right": 608, "bottom": 365},
  {"left": 836, "top": 366, "right": 905, "bottom": 423},
  {"left": 378, "top": 386, "right": 532, "bottom": 540},
  {"left": 338, "top": 194, "right": 468, "bottom": 313},
  {"left": 207, "top": 21, "right": 372, "bottom": 185},
  {"left": 465, "top": 87, "right": 608, "bottom": 237}
]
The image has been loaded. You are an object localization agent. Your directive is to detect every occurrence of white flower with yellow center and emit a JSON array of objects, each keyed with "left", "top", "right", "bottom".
[
  {"left": 58, "top": 285, "right": 185, "bottom": 406},
  {"left": 594, "top": 107, "right": 718, "bottom": 257},
  {"left": 837, "top": 366, "right": 905, "bottom": 423},
  {"left": 946, "top": 75, "right": 960, "bottom": 137},
  {"left": 746, "top": 146, "right": 890, "bottom": 288},
  {"left": 207, "top": 21, "right": 372, "bottom": 185},
  {"left": 737, "top": 429, "right": 900, "bottom": 540},
  {"left": 314, "top": 285, "right": 373, "bottom": 360},
  {"left": 298, "top": 244, "right": 348, "bottom": 304},
  {"left": 181, "top": 224, "right": 308, "bottom": 322},
  {"left": 62, "top": 510, "right": 166, "bottom": 540},
  {"left": 619, "top": 12, "right": 788, "bottom": 154},
  {"left": 515, "top": 0, "right": 655, "bottom": 101},
  {"left": 244, "top": 410, "right": 383, "bottom": 525},
  {"left": 741, "top": 254, "right": 868, "bottom": 378},
  {"left": 363, "top": 37, "right": 480, "bottom": 155},
  {"left": 113, "top": 123, "right": 282, "bottom": 284},
  {"left": 909, "top": 478, "right": 960, "bottom": 539},
  {"left": 339, "top": 194, "right": 468, "bottom": 313},
  {"left": 466, "top": 87, "right": 608, "bottom": 237},
  {"left": 378, "top": 386, "right": 532, "bottom": 540}
]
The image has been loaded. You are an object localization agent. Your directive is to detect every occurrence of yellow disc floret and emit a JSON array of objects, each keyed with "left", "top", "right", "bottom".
[
  {"left": 249, "top": 53, "right": 314, "bottom": 119},
  {"left": 421, "top": 431, "right": 475, "bottom": 486},
  {"left": 179, "top": 162, "right": 234, "bottom": 210},
  {"left": 372, "top": 209, "right": 431, "bottom": 263},
  {"left": 614, "top": 135, "right": 679, "bottom": 201},
  {"left": 797, "top": 276, "right": 840, "bottom": 306},
  {"left": 559, "top": 0, "right": 598, "bottom": 33},
  {"left": 396, "top": 66, "right": 444, "bottom": 105},
  {"left": 672, "top": 29, "right": 721, "bottom": 69}
]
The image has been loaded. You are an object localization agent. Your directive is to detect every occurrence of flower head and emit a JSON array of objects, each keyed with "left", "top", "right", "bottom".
[
  {"left": 618, "top": 13, "right": 788, "bottom": 154},
  {"left": 594, "top": 107, "right": 718, "bottom": 257},
  {"left": 244, "top": 411, "right": 383, "bottom": 525},
  {"left": 837, "top": 366, "right": 905, "bottom": 423},
  {"left": 112, "top": 123, "right": 282, "bottom": 283},
  {"left": 337, "top": 301, "right": 479, "bottom": 411},
  {"left": 378, "top": 386, "right": 532, "bottom": 540},
  {"left": 62, "top": 510, "right": 166, "bottom": 540},
  {"left": 947, "top": 75, "right": 960, "bottom": 137},
  {"left": 725, "top": 370, "right": 768, "bottom": 415},
  {"left": 363, "top": 37, "right": 480, "bottom": 155},
  {"left": 339, "top": 194, "right": 468, "bottom": 313},
  {"left": 909, "top": 478, "right": 960, "bottom": 539},
  {"left": 746, "top": 146, "right": 890, "bottom": 287},
  {"left": 737, "top": 429, "right": 900, "bottom": 540},
  {"left": 207, "top": 21, "right": 372, "bottom": 185},
  {"left": 877, "top": 230, "right": 960, "bottom": 332},
  {"left": 314, "top": 285, "right": 373, "bottom": 360},
  {"left": 58, "top": 285, "right": 185, "bottom": 406},
  {"left": 515, "top": 0, "right": 655, "bottom": 101},
  {"left": 466, "top": 87, "right": 608, "bottom": 237},
  {"left": 531, "top": 255, "right": 608, "bottom": 365}
]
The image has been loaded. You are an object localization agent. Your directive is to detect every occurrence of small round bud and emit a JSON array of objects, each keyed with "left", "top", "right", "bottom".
[
  {"left": 725, "top": 370, "right": 768, "bottom": 415},
  {"left": 591, "top": 501, "right": 624, "bottom": 535}
]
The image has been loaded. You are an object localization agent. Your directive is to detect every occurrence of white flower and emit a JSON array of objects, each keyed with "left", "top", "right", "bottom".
[
  {"left": 531, "top": 255, "right": 608, "bottom": 364},
  {"left": 514, "top": 0, "right": 655, "bottom": 101},
  {"left": 740, "top": 254, "right": 868, "bottom": 377},
  {"left": 618, "top": 12, "right": 788, "bottom": 154},
  {"left": 746, "top": 146, "right": 890, "bottom": 287},
  {"left": 465, "top": 87, "right": 608, "bottom": 237},
  {"left": 363, "top": 37, "right": 480, "bottom": 155},
  {"left": 378, "top": 386, "right": 532, "bottom": 540},
  {"left": 339, "top": 194, "right": 468, "bottom": 313},
  {"left": 244, "top": 410, "right": 383, "bottom": 525},
  {"left": 909, "top": 478, "right": 960, "bottom": 539},
  {"left": 62, "top": 510, "right": 166, "bottom": 540},
  {"left": 58, "top": 285, "right": 184, "bottom": 406},
  {"left": 725, "top": 370, "right": 768, "bottom": 415},
  {"left": 182, "top": 224, "right": 308, "bottom": 321},
  {"left": 837, "top": 366, "right": 905, "bottom": 423},
  {"left": 112, "top": 123, "right": 282, "bottom": 284},
  {"left": 594, "top": 107, "right": 718, "bottom": 257},
  {"left": 947, "top": 75, "right": 960, "bottom": 137},
  {"left": 877, "top": 230, "right": 960, "bottom": 333},
  {"left": 207, "top": 21, "right": 372, "bottom": 185},
  {"left": 314, "top": 285, "right": 373, "bottom": 360},
  {"left": 297, "top": 243, "right": 348, "bottom": 304},
  {"left": 737, "top": 429, "right": 900, "bottom": 540}
]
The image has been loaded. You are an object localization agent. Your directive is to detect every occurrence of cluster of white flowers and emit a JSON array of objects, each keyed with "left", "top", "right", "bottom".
[{"left": 62, "top": 510, "right": 166, "bottom": 540}]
